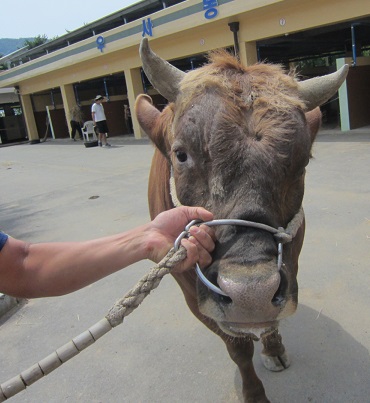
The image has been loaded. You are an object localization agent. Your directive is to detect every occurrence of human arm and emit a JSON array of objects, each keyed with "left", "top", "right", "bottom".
[{"left": 0, "top": 207, "right": 215, "bottom": 299}]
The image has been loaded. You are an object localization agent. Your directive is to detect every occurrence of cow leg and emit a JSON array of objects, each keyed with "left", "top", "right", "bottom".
[
  {"left": 225, "top": 338, "right": 270, "bottom": 403},
  {"left": 260, "top": 328, "right": 290, "bottom": 372}
]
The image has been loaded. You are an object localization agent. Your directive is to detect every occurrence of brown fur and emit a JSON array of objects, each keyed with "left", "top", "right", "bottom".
[{"left": 136, "top": 53, "right": 322, "bottom": 402}]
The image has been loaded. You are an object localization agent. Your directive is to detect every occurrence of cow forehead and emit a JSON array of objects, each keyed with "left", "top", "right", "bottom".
[
  {"left": 178, "top": 58, "right": 304, "bottom": 114},
  {"left": 172, "top": 61, "right": 306, "bottom": 147},
  {"left": 167, "top": 58, "right": 312, "bottom": 191},
  {"left": 172, "top": 88, "right": 309, "bottom": 165}
]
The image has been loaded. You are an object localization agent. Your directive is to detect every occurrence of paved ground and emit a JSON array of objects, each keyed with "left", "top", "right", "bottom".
[{"left": 0, "top": 130, "right": 369, "bottom": 403}]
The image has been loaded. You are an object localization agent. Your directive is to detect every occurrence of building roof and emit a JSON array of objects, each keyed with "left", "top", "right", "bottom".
[{"left": 0, "top": 0, "right": 185, "bottom": 67}]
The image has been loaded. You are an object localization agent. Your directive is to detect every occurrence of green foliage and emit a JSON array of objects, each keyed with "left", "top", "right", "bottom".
[
  {"left": 23, "top": 35, "right": 48, "bottom": 49},
  {"left": 293, "top": 56, "right": 337, "bottom": 70}
]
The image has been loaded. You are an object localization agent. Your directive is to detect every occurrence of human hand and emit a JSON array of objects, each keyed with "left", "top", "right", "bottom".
[{"left": 147, "top": 207, "right": 216, "bottom": 273}]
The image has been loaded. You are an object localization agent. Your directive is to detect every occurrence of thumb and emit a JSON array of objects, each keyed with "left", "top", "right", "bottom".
[{"left": 182, "top": 206, "right": 213, "bottom": 222}]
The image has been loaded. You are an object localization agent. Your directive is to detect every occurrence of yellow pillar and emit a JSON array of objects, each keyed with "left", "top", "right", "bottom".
[
  {"left": 239, "top": 41, "right": 258, "bottom": 66},
  {"left": 20, "top": 93, "right": 39, "bottom": 142},
  {"left": 60, "top": 84, "right": 77, "bottom": 137},
  {"left": 125, "top": 67, "right": 145, "bottom": 139}
]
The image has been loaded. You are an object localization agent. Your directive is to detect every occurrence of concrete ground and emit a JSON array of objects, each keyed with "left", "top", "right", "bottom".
[{"left": 0, "top": 130, "right": 369, "bottom": 403}]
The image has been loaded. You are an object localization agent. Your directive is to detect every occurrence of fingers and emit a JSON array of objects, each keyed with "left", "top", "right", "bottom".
[
  {"left": 188, "top": 225, "right": 214, "bottom": 269},
  {"left": 188, "top": 224, "right": 216, "bottom": 251},
  {"left": 171, "top": 238, "right": 204, "bottom": 274},
  {"left": 172, "top": 224, "right": 215, "bottom": 273}
]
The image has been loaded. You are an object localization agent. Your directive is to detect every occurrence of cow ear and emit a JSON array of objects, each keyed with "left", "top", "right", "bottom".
[
  {"left": 135, "top": 94, "right": 160, "bottom": 137},
  {"left": 305, "top": 107, "right": 322, "bottom": 144},
  {"left": 135, "top": 94, "right": 171, "bottom": 157}
]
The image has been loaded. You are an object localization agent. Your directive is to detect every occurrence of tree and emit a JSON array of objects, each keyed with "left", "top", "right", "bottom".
[{"left": 23, "top": 35, "right": 48, "bottom": 49}]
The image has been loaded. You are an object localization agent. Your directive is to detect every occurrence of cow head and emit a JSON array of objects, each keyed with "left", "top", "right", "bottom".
[{"left": 136, "top": 38, "right": 348, "bottom": 338}]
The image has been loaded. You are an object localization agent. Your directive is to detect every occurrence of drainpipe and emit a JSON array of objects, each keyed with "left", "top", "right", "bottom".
[
  {"left": 73, "top": 84, "right": 80, "bottom": 105},
  {"left": 351, "top": 23, "right": 357, "bottom": 67},
  {"left": 228, "top": 22, "right": 240, "bottom": 58},
  {"left": 141, "top": 69, "right": 148, "bottom": 94},
  {"left": 350, "top": 22, "right": 370, "bottom": 67},
  {"left": 50, "top": 89, "right": 56, "bottom": 109},
  {"left": 190, "top": 58, "right": 196, "bottom": 70},
  {"left": 103, "top": 78, "right": 109, "bottom": 101}
]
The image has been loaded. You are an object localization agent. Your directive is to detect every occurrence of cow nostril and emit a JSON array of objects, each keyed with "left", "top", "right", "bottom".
[
  {"left": 216, "top": 293, "right": 233, "bottom": 304},
  {"left": 208, "top": 272, "right": 233, "bottom": 304},
  {"left": 271, "top": 269, "right": 287, "bottom": 306}
]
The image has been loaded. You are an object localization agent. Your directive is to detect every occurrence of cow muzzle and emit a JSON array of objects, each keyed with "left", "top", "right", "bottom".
[
  {"left": 174, "top": 213, "right": 303, "bottom": 297},
  {"left": 174, "top": 213, "right": 303, "bottom": 337},
  {"left": 200, "top": 258, "right": 297, "bottom": 338}
]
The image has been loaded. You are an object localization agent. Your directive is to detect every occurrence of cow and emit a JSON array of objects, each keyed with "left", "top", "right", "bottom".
[{"left": 134, "top": 38, "right": 348, "bottom": 402}]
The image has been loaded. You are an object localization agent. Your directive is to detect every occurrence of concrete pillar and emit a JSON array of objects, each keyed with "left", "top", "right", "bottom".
[
  {"left": 125, "top": 67, "right": 145, "bottom": 139},
  {"left": 60, "top": 84, "right": 76, "bottom": 137},
  {"left": 239, "top": 41, "right": 258, "bottom": 66},
  {"left": 20, "top": 94, "right": 39, "bottom": 142}
]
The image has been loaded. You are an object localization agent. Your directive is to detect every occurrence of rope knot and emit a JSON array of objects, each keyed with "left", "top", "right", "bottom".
[{"left": 274, "top": 228, "right": 292, "bottom": 244}]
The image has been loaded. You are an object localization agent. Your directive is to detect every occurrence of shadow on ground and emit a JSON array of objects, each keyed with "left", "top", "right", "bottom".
[{"left": 231, "top": 304, "right": 370, "bottom": 402}]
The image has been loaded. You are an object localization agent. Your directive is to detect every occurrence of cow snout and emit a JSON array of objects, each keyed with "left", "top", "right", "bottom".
[{"left": 215, "top": 261, "right": 285, "bottom": 322}]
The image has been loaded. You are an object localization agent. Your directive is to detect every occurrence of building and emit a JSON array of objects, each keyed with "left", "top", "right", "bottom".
[
  {"left": 0, "top": 87, "right": 27, "bottom": 144},
  {"left": 0, "top": 0, "right": 369, "bottom": 143}
]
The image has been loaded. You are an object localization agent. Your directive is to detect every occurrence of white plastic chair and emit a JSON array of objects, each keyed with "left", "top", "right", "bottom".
[{"left": 82, "top": 121, "right": 97, "bottom": 142}]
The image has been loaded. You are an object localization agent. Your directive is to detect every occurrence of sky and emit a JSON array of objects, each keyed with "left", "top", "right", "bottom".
[{"left": 0, "top": 0, "right": 142, "bottom": 39}]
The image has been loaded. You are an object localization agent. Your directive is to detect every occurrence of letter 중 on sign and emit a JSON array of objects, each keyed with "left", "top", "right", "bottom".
[{"left": 203, "top": 0, "right": 218, "bottom": 19}]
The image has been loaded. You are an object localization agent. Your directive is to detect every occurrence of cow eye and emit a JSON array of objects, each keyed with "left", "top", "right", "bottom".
[{"left": 175, "top": 150, "right": 188, "bottom": 163}]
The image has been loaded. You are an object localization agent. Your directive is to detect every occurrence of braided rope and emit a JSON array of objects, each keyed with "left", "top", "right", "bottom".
[
  {"left": 0, "top": 246, "right": 187, "bottom": 402},
  {"left": 169, "top": 167, "right": 182, "bottom": 208},
  {"left": 0, "top": 207, "right": 305, "bottom": 401},
  {"left": 274, "top": 207, "right": 305, "bottom": 244},
  {"left": 106, "top": 246, "right": 186, "bottom": 327}
]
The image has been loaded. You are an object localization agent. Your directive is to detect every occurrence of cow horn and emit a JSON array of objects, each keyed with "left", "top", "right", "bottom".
[
  {"left": 140, "top": 38, "right": 185, "bottom": 102},
  {"left": 297, "top": 64, "right": 349, "bottom": 111}
]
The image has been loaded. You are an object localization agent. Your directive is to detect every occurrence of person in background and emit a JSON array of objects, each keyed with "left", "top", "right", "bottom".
[
  {"left": 69, "top": 105, "right": 84, "bottom": 141},
  {"left": 124, "top": 104, "right": 133, "bottom": 134},
  {"left": 91, "top": 95, "right": 110, "bottom": 147},
  {"left": 0, "top": 206, "right": 215, "bottom": 299}
]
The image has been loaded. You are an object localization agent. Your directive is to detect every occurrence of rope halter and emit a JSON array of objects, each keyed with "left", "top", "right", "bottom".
[{"left": 173, "top": 209, "right": 304, "bottom": 297}]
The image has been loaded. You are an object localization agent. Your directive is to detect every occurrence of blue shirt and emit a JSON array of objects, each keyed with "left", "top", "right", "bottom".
[{"left": 0, "top": 231, "right": 9, "bottom": 252}]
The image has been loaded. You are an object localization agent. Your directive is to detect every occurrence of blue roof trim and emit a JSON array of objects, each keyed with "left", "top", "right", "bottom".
[{"left": 0, "top": 0, "right": 234, "bottom": 83}]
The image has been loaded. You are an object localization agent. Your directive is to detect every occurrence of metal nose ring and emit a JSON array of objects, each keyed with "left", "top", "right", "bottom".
[
  {"left": 194, "top": 263, "right": 228, "bottom": 296},
  {"left": 174, "top": 219, "right": 284, "bottom": 297}
]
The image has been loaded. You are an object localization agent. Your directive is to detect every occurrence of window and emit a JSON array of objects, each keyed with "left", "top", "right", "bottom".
[{"left": 12, "top": 106, "right": 22, "bottom": 115}]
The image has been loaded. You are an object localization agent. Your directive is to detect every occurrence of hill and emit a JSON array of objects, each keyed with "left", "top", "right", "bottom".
[{"left": 0, "top": 38, "right": 33, "bottom": 57}]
